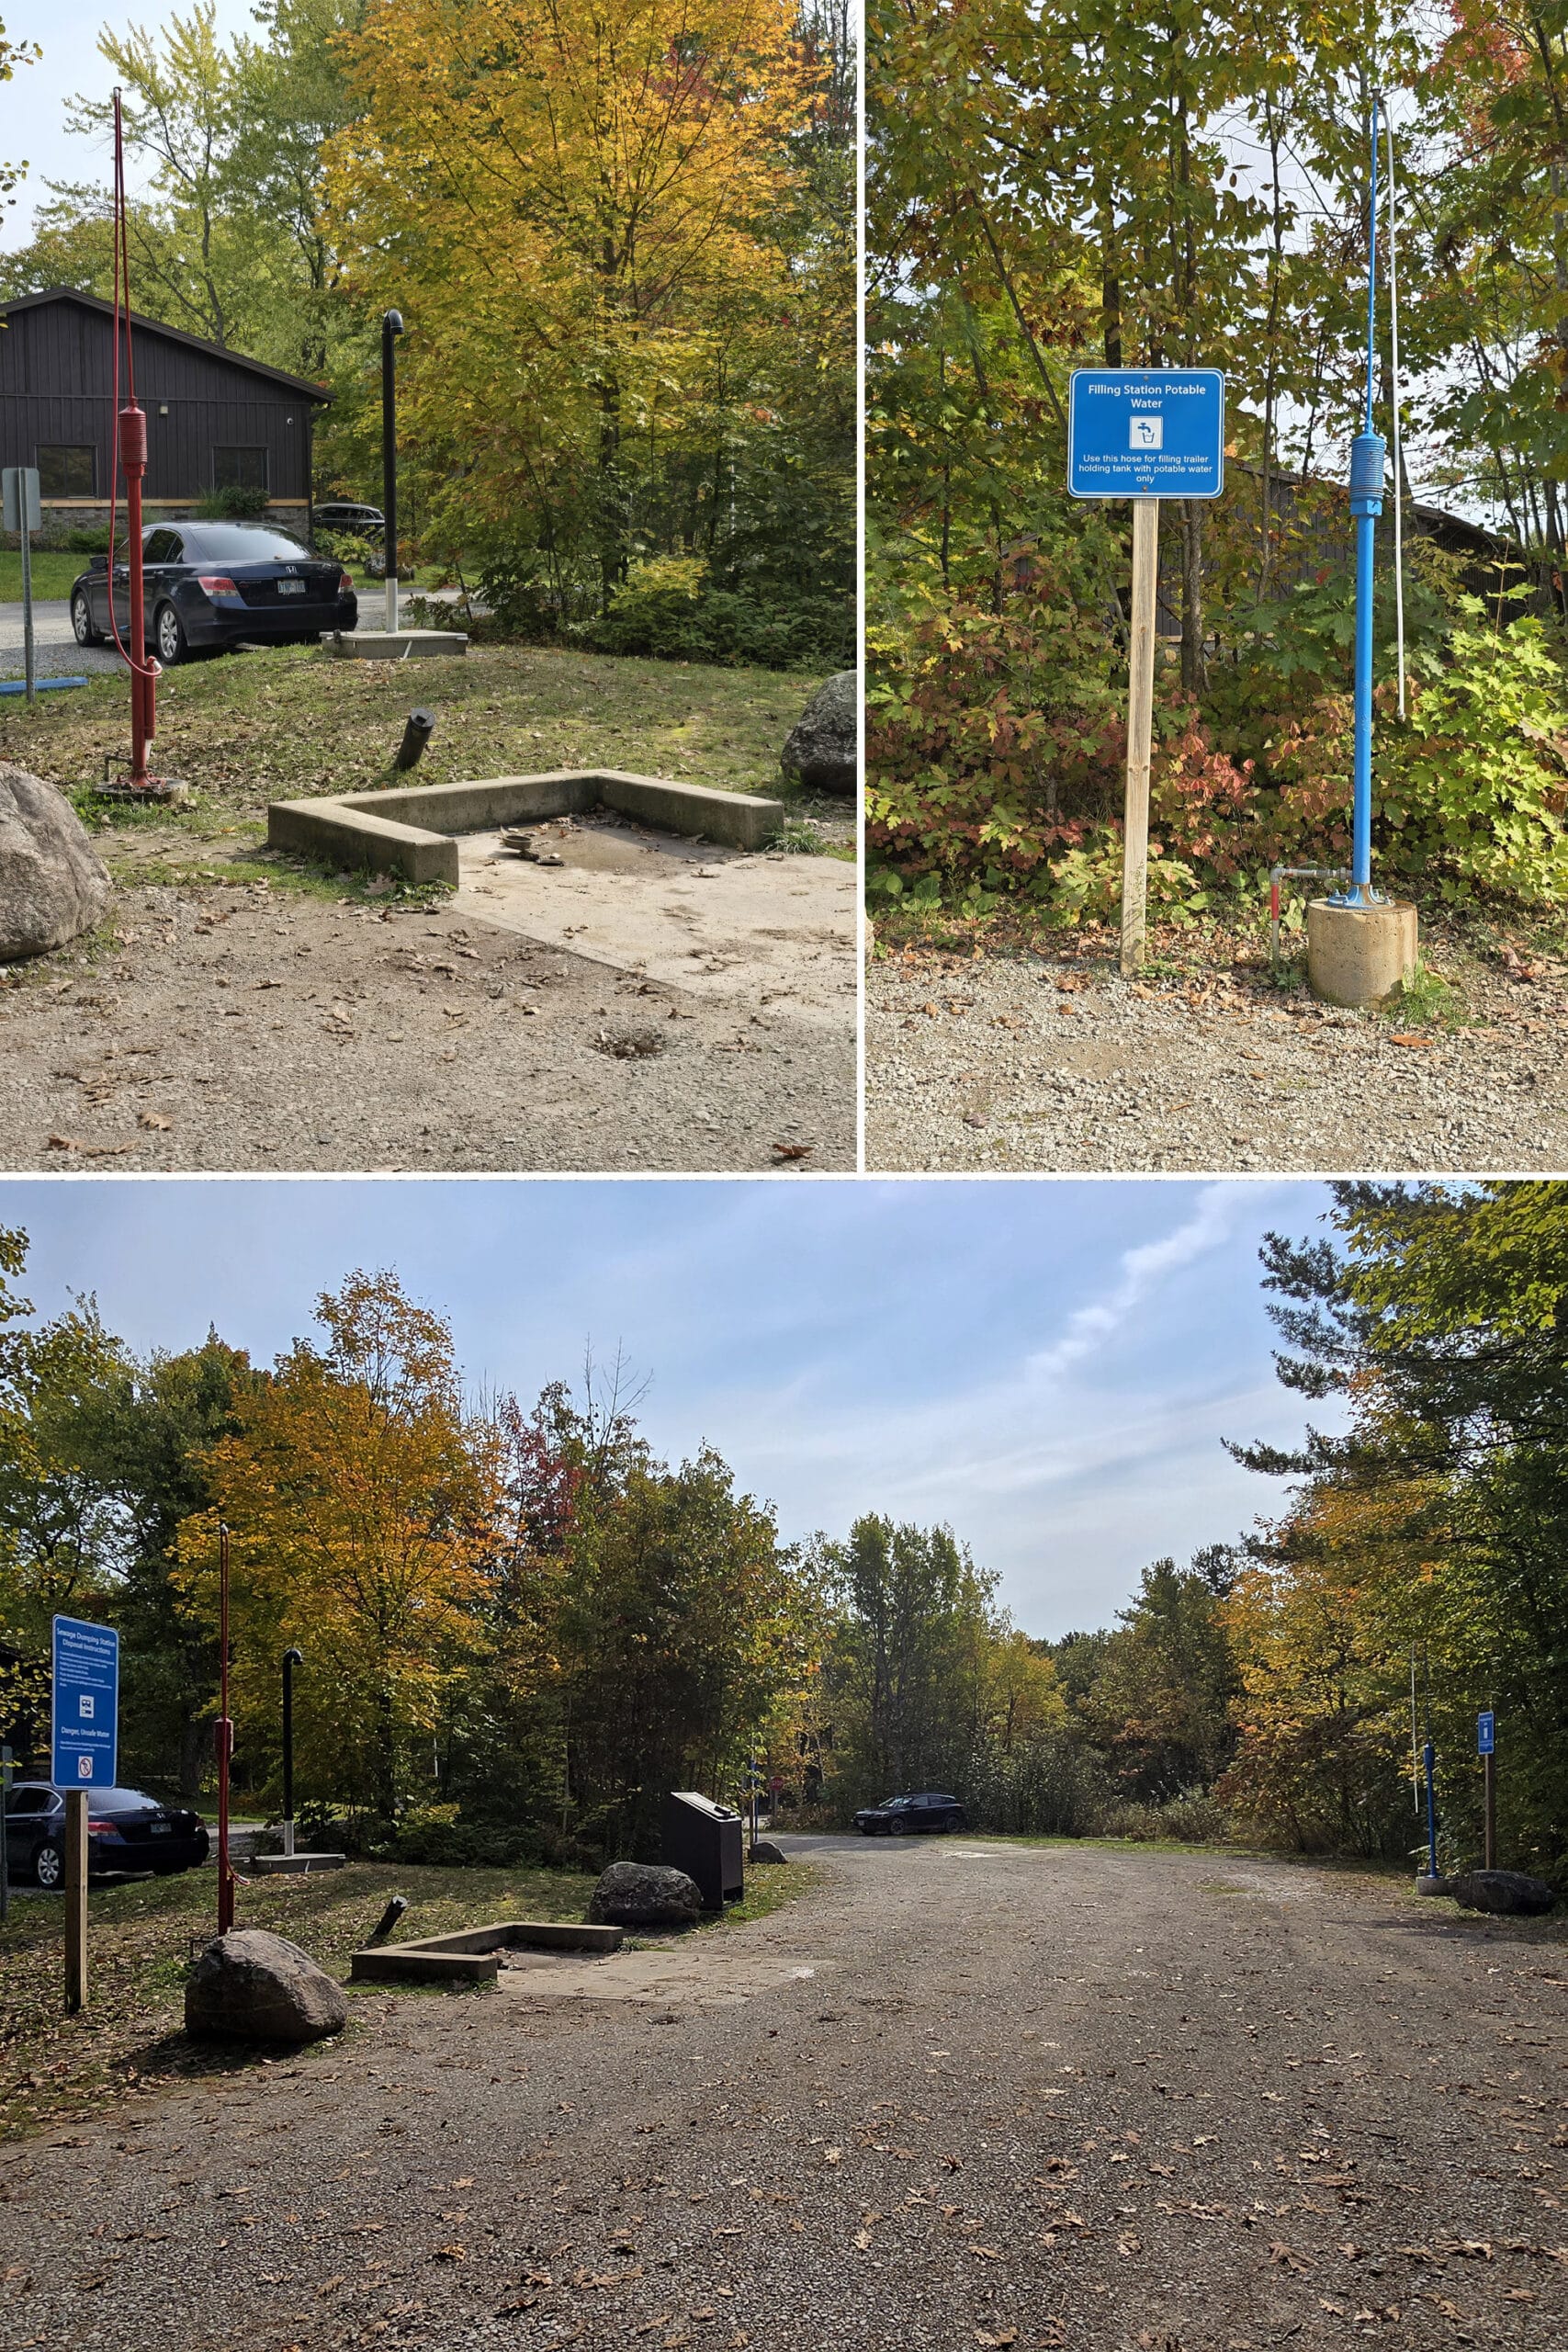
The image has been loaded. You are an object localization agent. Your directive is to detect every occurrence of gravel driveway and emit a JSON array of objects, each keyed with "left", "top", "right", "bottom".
[
  {"left": 0, "top": 881, "right": 852, "bottom": 1172},
  {"left": 868, "top": 932, "right": 1568, "bottom": 1171},
  {"left": 3, "top": 1836, "right": 1562, "bottom": 2349}
]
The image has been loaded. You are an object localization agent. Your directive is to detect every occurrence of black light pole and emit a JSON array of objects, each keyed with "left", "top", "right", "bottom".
[
  {"left": 281, "top": 1647, "right": 303, "bottom": 1858},
  {"left": 380, "top": 309, "right": 404, "bottom": 634}
]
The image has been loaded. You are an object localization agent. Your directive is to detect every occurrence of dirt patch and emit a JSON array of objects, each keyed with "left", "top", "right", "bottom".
[
  {"left": 459, "top": 814, "right": 856, "bottom": 1026},
  {"left": 867, "top": 918, "right": 1568, "bottom": 1171},
  {"left": 0, "top": 880, "right": 852, "bottom": 1171}
]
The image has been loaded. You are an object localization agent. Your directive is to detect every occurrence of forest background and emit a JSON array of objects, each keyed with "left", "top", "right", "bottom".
[
  {"left": 0, "top": 0, "right": 855, "bottom": 667},
  {"left": 866, "top": 0, "right": 1568, "bottom": 931},
  {"left": 0, "top": 1180, "right": 1562, "bottom": 1891}
]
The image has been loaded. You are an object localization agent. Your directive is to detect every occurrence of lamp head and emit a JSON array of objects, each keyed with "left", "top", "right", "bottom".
[{"left": 382, "top": 308, "right": 404, "bottom": 338}]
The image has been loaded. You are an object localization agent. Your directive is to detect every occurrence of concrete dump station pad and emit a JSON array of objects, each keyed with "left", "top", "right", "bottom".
[
  {"left": 267, "top": 770, "right": 852, "bottom": 1022},
  {"left": 350, "top": 1917, "right": 824, "bottom": 2011}
]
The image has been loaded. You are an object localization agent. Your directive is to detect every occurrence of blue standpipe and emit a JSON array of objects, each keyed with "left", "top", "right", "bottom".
[
  {"left": 1423, "top": 1737, "right": 1438, "bottom": 1879},
  {"left": 1339, "top": 97, "right": 1385, "bottom": 909}
]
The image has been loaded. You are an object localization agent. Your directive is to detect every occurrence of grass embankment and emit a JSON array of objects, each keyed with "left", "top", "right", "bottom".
[
  {"left": 0, "top": 1850, "right": 821, "bottom": 2141},
  {"left": 0, "top": 550, "right": 85, "bottom": 603},
  {"left": 0, "top": 640, "right": 834, "bottom": 893}
]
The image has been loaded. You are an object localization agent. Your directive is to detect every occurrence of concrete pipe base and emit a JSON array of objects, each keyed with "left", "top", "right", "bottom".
[{"left": 1305, "top": 898, "right": 1417, "bottom": 1009}]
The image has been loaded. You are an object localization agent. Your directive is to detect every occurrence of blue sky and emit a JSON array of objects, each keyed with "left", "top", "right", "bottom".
[
  {"left": 0, "top": 1177, "right": 1339, "bottom": 1637},
  {"left": 2, "top": 0, "right": 260, "bottom": 249}
]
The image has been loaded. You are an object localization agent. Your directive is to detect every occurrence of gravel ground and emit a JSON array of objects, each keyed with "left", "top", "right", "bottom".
[
  {"left": 0, "top": 598, "right": 120, "bottom": 681},
  {"left": 0, "top": 881, "right": 852, "bottom": 1171},
  {"left": 866, "top": 927, "right": 1568, "bottom": 1172},
  {"left": 3, "top": 1836, "right": 1563, "bottom": 2351}
]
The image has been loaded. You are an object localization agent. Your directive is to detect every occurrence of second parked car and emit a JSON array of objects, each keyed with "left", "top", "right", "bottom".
[
  {"left": 3, "top": 1782, "right": 210, "bottom": 1887},
  {"left": 71, "top": 521, "right": 357, "bottom": 663},
  {"left": 852, "top": 1791, "right": 966, "bottom": 1836}
]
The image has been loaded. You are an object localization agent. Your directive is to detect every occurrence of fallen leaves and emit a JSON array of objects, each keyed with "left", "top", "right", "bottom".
[{"left": 46, "top": 1135, "right": 135, "bottom": 1157}]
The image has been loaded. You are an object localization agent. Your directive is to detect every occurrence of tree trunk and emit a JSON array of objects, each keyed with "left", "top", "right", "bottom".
[{"left": 1180, "top": 501, "right": 1206, "bottom": 695}]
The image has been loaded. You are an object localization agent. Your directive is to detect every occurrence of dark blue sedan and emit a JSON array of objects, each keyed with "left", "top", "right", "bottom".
[
  {"left": 3, "top": 1781, "right": 210, "bottom": 1886},
  {"left": 70, "top": 520, "right": 357, "bottom": 664}
]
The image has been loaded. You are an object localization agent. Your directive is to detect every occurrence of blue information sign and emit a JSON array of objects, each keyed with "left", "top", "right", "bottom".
[
  {"left": 51, "top": 1615, "right": 118, "bottom": 1787},
  {"left": 1477, "top": 1710, "right": 1495, "bottom": 1757},
  {"left": 1068, "top": 368, "right": 1226, "bottom": 501}
]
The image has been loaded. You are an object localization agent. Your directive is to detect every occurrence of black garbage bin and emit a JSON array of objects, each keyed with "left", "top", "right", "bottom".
[{"left": 663, "top": 1790, "right": 744, "bottom": 1911}]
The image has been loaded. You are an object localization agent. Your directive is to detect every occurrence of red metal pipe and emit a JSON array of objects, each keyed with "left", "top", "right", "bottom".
[
  {"left": 107, "top": 90, "right": 158, "bottom": 791},
  {"left": 216, "top": 1521, "right": 234, "bottom": 1936}
]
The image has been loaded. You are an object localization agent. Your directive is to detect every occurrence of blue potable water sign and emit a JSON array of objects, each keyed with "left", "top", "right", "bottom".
[
  {"left": 51, "top": 1615, "right": 119, "bottom": 1787},
  {"left": 1477, "top": 1710, "right": 1495, "bottom": 1757},
  {"left": 1067, "top": 369, "right": 1225, "bottom": 501},
  {"left": 1066, "top": 367, "right": 1224, "bottom": 977}
]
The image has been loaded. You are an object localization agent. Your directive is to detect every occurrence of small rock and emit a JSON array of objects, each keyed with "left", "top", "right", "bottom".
[
  {"left": 782, "top": 672, "right": 856, "bottom": 796},
  {"left": 748, "top": 1840, "right": 788, "bottom": 1865},
  {"left": 0, "top": 763, "right": 111, "bottom": 961},
  {"left": 1445, "top": 1869, "right": 1556, "bottom": 1917},
  {"left": 185, "top": 1927, "right": 348, "bottom": 2043},
  {"left": 586, "top": 1861, "right": 703, "bottom": 1929}
]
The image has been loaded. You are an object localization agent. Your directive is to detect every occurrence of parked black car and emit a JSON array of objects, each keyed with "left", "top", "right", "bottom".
[
  {"left": 70, "top": 521, "right": 357, "bottom": 663},
  {"left": 852, "top": 1791, "right": 966, "bottom": 1836},
  {"left": 312, "top": 500, "right": 385, "bottom": 537},
  {"left": 2, "top": 1781, "right": 210, "bottom": 1888}
]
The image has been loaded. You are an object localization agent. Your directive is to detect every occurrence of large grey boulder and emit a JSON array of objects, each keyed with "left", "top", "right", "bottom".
[
  {"left": 0, "top": 763, "right": 111, "bottom": 961},
  {"left": 185, "top": 1928, "right": 348, "bottom": 2043},
  {"left": 586, "top": 1861, "right": 702, "bottom": 1929},
  {"left": 1446, "top": 1869, "right": 1556, "bottom": 1917},
  {"left": 782, "top": 671, "right": 856, "bottom": 796},
  {"left": 748, "top": 1839, "right": 788, "bottom": 1865}
]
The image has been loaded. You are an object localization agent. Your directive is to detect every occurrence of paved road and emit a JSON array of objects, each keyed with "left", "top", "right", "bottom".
[{"left": 1, "top": 1838, "right": 1564, "bottom": 2349}]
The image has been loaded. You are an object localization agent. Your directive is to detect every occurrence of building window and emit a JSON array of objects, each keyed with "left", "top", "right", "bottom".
[
  {"left": 37, "top": 446, "right": 96, "bottom": 497},
  {"left": 212, "top": 447, "right": 268, "bottom": 491}
]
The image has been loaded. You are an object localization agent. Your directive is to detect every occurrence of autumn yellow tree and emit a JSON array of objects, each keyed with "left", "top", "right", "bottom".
[
  {"left": 177, "top": 1271, "right": 504, "bottom": 1823},
  {"left": 323, "top": 0, "right": 821, "bottom": 606}
]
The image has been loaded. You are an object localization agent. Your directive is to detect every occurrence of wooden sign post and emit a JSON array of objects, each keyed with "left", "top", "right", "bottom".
[
  {"left": 1121, "top": 499, "right": 1159, "bottom": 976},
  {"left": 1067, "top": 369, "right": 1225, "bottom": 975},
  {"left": 64, "top": 1790, "right": 89, "bottom": 2014}
]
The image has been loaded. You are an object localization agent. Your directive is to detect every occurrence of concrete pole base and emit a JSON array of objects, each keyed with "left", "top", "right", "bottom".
[
  {"left": 1305, "top": 898, "right": 1417, "bottom": 1009},
  {"left": 1415, "top": 1874, "right": 1448, "bottom": 1897}
]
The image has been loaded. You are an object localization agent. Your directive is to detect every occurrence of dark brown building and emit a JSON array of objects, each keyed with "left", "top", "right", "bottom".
[{"left": 0, "top": 286, "right": 330, "bottom": 529}]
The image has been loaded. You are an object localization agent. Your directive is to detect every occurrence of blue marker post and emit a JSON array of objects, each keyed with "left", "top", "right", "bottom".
[{"left": 1305, "top": 98, "right": 1417, "bottom": 1007}]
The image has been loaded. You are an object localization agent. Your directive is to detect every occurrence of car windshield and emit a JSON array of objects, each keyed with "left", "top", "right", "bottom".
[
  {"left": 176, "top": 525, "right": 311, "bottom": 562},
  {"left": 879, "top": 1796, "right": 913, "bottom": 1809}
]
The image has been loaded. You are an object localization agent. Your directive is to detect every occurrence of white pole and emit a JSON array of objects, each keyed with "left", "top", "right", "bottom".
[
  {"left": 20, "top": 514, "right": 34, "bottom": 709},
  {"left": 1121, "top": 498, "right": 1159, "bottom": 976}
]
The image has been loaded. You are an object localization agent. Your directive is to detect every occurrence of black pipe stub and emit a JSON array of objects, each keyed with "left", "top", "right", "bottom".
[
  {"left": 366, "top": 1895, "right": 409, "bottom": 1948},
  {"left": 392, "top": 707, "right": 436, "bottom": 772}
]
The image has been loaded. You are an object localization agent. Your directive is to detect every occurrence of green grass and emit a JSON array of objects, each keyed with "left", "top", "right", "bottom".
[
  {"left": 0, "top": 637, "right": 830, "bottom": 889},
  {"left": 1382, "top": 957, "right": 1470, "bottom": 1030},
  {"left": 0, "top": 549, "right": 87, "bottom": 602}
]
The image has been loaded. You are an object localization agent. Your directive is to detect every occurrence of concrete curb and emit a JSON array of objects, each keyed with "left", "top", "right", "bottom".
[
  {"left": 267, "top": 769, "right": 785, "bottom": 884},
  {"left": 321, "top": 630, "right": 468, "bottom": 660},
  {"left": 350, "top": 1917, "right": 624, "bottom": 1986}
]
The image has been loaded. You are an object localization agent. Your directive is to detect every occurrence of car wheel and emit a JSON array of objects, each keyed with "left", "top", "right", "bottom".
[
  {"left": 887, "top": 1815, "right": 908, "bottom": 1837},
  {"left": 33, "top": 1839, "right": 63, "bottom": 1890},
  {"left": 72, "top": 591, "right": 104, "bottom": 647},
  {"left": 154, "top": 602, "right": 189, "bottom": 664}
]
